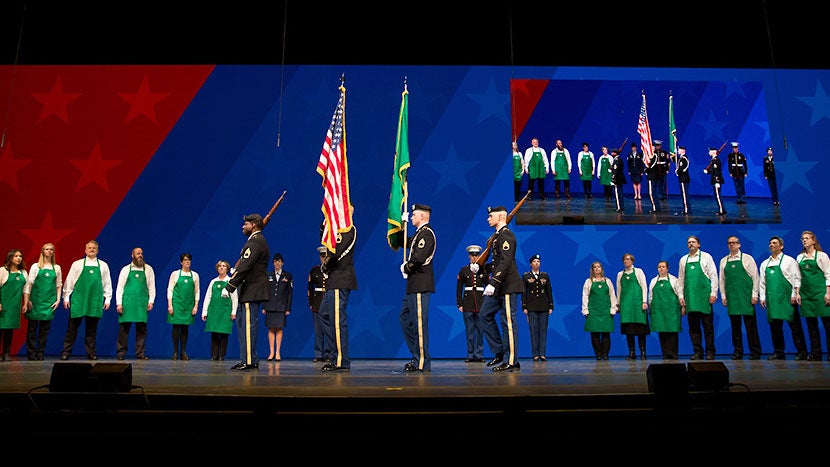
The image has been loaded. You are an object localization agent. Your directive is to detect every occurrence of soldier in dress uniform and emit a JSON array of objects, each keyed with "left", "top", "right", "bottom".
[
  {"left": 456, "top": 244, "right": 487, "bottom": 362},
  {"left": 611, "top": 149, "right": 627, "bottom": 213},
  {"left": 675, "top": 146, "right": 691, "bottom": 214},
  {"left": 522, "top": 254, "right": 554, "bottom": 362},
  {"left": 307, "top": 246, "right": 328, "bottom": 363},
  {"left": 627, "top": 142, "right": 645, "bottom": 200},
  {"left": 727, "top": 142, "right": 748, "bottom": 204},
  {"left": 763, "top": 147, "right": 780, "bottom": 206},
  {"left": 646, "top": 140, "right": 665, "bottom": 213},
  {"left": 654, "top": 140, "right": 671, "bottom": 200},
  {"left": 704, "top": 147, "right": 727, "bottom": 215}
]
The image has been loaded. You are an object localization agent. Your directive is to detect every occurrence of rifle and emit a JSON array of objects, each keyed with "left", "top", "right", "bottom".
[
  {"left": 474, "top": 190, "right": 531, "bottom": 267},
  {"left": 715, "top": 141, "right": 728, "bottom": 156},
  {"left": 232, "top": 191, "right": 287, "bottom": 272},
  {"left": 615, "top": 137, "right": 629, "bottom": 156}
]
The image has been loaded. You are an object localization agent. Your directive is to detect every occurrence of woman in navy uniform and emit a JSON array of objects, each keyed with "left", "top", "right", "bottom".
[
  {"left": 627, "top": 142, "right": 645, "bottom": 200},
  {"left": 456, "top": 244, "right": 487, "bottom": 362},
  {"left": 264, "top": 253, "right": 292, "bottom": 361},
  {"left": 522, "top": 254, "right": 554, "bottom": 361}
]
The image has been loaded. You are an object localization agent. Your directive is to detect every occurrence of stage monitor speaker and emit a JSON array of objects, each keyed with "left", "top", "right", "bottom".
[
  {"left": 49, "top": 362, "right": 94, "bottom": 392},
  {"left": 49, "top": 362, "right": 133, "bottom": 392},
  {"left": 687, "top": 362, "right": 729, "bottom": 391},
  {"left": 563, "top": 215, "right": 585, "bottom": 225},
  {"left": 646, "top": 363, "right": 688, "bottom": 395},
  {"left": 88, "top": 363, "right": 133, "bottom": 392}
]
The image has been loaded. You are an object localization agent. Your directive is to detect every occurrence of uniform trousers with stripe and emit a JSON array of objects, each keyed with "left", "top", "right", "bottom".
[
  {"left": 400, "top": 292, "right": 431, "bottom": 371},
  {"left": 320, "top": 289, "right": 351, "bottom": 368},
  {"left": 235, "top": 301, "right": 262, "bottom": 365},
  {"left": 479, "top": 293, "right": 519, "bottom": 365}
]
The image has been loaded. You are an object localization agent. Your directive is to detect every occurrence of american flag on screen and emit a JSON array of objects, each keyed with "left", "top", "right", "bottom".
[
  {"left": 638, "top": 92, "right": 654, "bottom": 166},
  {"left": 316, "top": 81, "right": 352, "bottom": 253}
]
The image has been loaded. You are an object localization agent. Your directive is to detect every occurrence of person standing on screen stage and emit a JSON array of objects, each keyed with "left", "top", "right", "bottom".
[
  {"left": 611, "top": 148, "right": 627, "bottom": 213},
  {"left": 115, "top": 246, "right": 155, "bottom": 360},
  {"left": 678, "top": 235, "right": 719, "bottom": 360},
  {"left": 727, "top": 141, "right": 748, "bottom": 204},
  {"left": 395, "top": 203, "right": 436, "bottom": 372},
  {"left": 704, "top": 147, "right": 727, "bottom": 216},
  {"left": 225, "top": 213, "right": 270, "bottom": 371},
  {"left": 627, "top": 142, "right": 645, "bottom": 200},
  {"left": 0, "top": 249, "right": 27, "bottom": 361},
  {"left": 550, "top": 139, "right": 572, "bottom": 200},
  {"left": 166, "top": 252, "right": 199, "bottom": 361},
  {"left": 201, "top": 259, "right": 237, "bottom": 361},
  {"left": 308, "top": 246, "right": 329, "bottom": 363},
  {"left": 653, "top": 140, "right": 671, "bottom": 201},
  {"left": 759, "top": 236, "right": 808, "bottom": 360},
  {"left": 318, "top": 206, "right": 357, "bottom": 372},
  {"left": 478, "top": 205, "right": 523, "bottom": 372},
  {"left": 646, "top": 140, "right": 664, "bottom": 213},
  {"left": 263, "top": 252, "right": 292, "bottom": 362},
  {"left": 523, "top": 137, "right": 548, "bottom": 201},
  {"left": 577, "top": 142, "right": 595, "bottom": 199},
  {"left": 457, "top": 244, "right": 487, "bottom": 363},
  {"left": 648, "top": 260, "right": 683, "bottom": 360},
  {"left": 512, "top": 141, "right": 527, "bottom": 202},
  {"left": 522, "top": 254, "right": 554, "bottom": 362},
  {"left": 581, "top": 261, "right": 616, "bottom": 360},
  {"left": 796, "top": 230, "right": 830, "bottom": 361},
  {"left": 719, "top": 235, "right": 762, "bottom": 360},
  {"left": 597, "top": 146, "right": 614, "bottom": 201},
  {"left": 61, "top": 240, "right": 112, "bottom": 361},
  {"left": 763, "top": 147, "right": 780, "bottom": 206},
  {"left": 675, "top": 146, "right": 691, "bottom": 215},
  {"left": 22, "top": 243, "right": 62, "bottom": 361},
  {"left": 616, "top": 253, "right": 649, "bottom": 360}
]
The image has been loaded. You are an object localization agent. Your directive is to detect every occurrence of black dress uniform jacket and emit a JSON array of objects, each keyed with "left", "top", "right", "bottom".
[
  {"left": 485, "top": 226, "right": 523, "bottom": 295},
  {"left": 401, "top": 223, "right": 436, "bottom": 294},
  {"left": 226, "top": 231, "right": 270, "bottom": 302},
  {"left": 522, "top": 271, "right": 554, "bottom": 312},
  {"left": 676, "top": 154, "right": 690, "bottom": 183},
  {"left": 705, "top": 156, "right": 725, "bottom": 185},
  {"left": 265, "top": 270, "right": 293, "bottom": 312},
  {"left": 457, "top": 264, "right": 488, "bottom": 312},
  {"left": 321, "top": 226, "right": 358, "bottom": 291},
  {"left": 307, "top": 264, "right": 326, "bottom": 312},
  {"left": 728, "top": 151, "right": 748, "bottom": 177}
]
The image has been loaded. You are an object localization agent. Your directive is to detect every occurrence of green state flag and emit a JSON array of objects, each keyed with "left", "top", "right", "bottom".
[
  {"left": 669, "top": 94, "right": 677, "bottom": 156},
  {"left": 387, "top": 86, "right": 410, "bottom": 250}
]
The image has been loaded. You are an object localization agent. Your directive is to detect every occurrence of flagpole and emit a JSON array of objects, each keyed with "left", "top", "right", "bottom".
[{"left": 401, "top": 78, "right": 409, "bottom": 264}]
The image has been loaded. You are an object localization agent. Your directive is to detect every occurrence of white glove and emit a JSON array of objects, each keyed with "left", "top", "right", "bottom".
[
  {"left": 703, "top": 169, "right": 708, "bottom": 174},
  {"left": 400, "top": 263, "right": 408, "bottom": 279},
  {"left": 610, "top": 309, "right": 617, "bottom": 316},
  {"left": 469, "top": 263, "right": 479, "bottom": 273},
  {"left": 323, "top": 273, "right": 328, "bottom": 280},
  {"left": 221, "top": 288, "right": 230, "bottom": 298},
  {"left": 715, "top": 183, "right": 721, "bottom": 189},
  {"left": 582, "top": 310, "right": 589, "bottom": 316},
  {"left": 484, "top": 284, "right": 495, "bottom": 296},
  {"left": 229, "top": 267, "right": 236, "bottom": 275},
  {"left": 401, "top": 211, "right": 410, "bottom": 223}
]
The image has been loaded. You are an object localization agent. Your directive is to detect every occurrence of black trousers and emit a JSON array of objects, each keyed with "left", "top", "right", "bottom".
[
  {"left": 769, "top": 305, "right": 807, "bottom": 355},
  {"left": 729, "top": 313, "right": 762, "bottom": 356},
  {"left": 529, "top": 178, "right": 545, "bottom": 199},
  {"left": 687, "top": 311, "right": 715, "bottom": 356},
  {"left": 171, "top": 324, "right": 190, "bottom": 355},
  {"left": 210, "top": 332, "right": 229, "bottom": 358},
  {"left": 62, "top": 316, "right": 99, "bottom": 357},
  {"left": 590, "top": 332, "right": 610, "bottom": 357},
  {"left": 26, "top": 319, "right": 52, "bottom": 358},
  {"left": 804, "top": 315, "right": 830, "bottom": 356},
  {"left": 658, "top": 332, "right": 679, "bottom": 359},
  {"left": 117, "top": 322, "right": 147, "bottom": 357}
]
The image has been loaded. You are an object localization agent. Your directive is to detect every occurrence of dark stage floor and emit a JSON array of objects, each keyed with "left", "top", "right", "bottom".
[{"left": 1, "top": 354, "right": 828, "bottom": 449}]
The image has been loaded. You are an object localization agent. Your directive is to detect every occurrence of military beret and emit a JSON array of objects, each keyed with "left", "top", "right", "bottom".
[
  {"left": 631, "top": 143, "right": 638, "bottom": 147},
  {"left": 316, "top": 246, "right": 327, "bottom": 254},
  {"left": 653, "top": 140, "right": 662, "bottom": 145},
  {"left": 678, "top": 145, "right": 686, "bottom": 150},
  {"left": 466, "top": 244, "right": 482, "bottom": 255},
  {"left": 243, "top": 213, "right": 263, "bottom": 223},
  {"left": 488, "top": 205, "right": 507, "bottom": 214},
  {"left": 766, "top": 147, "right": 773, "bottom": 152},
  {"left": 731, "top": 142, "right": 739, "bottom": 147},
  {"left": 708, "top": 147, "right": 718, "bottom": 151},
  {"left": 610, "top": 149, "right": 619, "bottom": 155},
  {"left": 529, "top": 254, "right": 540, "bottom": 263},
  {"left": 272, "top": 253, "right": 283, "bottom": 262},
  {"left": 411, "top": 203, "right": 432, "bottom": 213}
]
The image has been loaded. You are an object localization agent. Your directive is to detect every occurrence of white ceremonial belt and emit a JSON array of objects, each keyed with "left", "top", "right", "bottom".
[
  {"left": 465, "top": 287, "right": 485, "bottom": 291},
  {"left": 313, "top": 288, "right": 324, "bottom": 292}
]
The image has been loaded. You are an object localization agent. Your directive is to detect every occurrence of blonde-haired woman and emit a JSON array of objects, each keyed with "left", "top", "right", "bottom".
[
  {"left": 23, "top": 243, "right": 62, "bottom": 360},
  {"left": 581, "top": 261, "right": 617, "bottom": 360}
]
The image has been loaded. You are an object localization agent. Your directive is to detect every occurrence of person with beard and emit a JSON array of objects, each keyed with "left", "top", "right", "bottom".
[{"left": 115, "top": 247, "right": 155, "bottom": 360}]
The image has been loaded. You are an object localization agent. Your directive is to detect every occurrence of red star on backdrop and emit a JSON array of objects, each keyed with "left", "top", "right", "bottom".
[
  {"left": 31, "top": 75, "right": 82, "bottom": 124},
  {"left": 19, "top": 211, "right": 75, "bottom": 263},
  {"left": 69, "top": 140, "right": 122, "bottom": 192},
  {"left": 0, "top": 143, "right": 32, "bottom": 190},
  {"left": 118, "top": 75, "right": 171, "bottom": 124}
]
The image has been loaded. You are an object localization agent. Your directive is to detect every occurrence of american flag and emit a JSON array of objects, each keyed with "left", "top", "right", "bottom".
[
  {"left": 316, "top": 83, "right": 352, "bottom": 253},
  {"left": 638, "top": 92, "right": 654, "bottom": 166}
]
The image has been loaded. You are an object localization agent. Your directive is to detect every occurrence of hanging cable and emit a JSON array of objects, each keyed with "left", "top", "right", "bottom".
[
  {"left": 275, "top": 0, "right": 288, "bottom": 147},
  {"left": 508, "top": 0, "right": 517, "bottom": 142},
  {"left": 2, "top": 1, "right": 27, "bottom": 149},
  {"left": 762, "top": 0, "right": 787, "bottom": 151}
]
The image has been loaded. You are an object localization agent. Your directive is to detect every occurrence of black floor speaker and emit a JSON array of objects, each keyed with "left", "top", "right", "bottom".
[
  {"left": 687, "top": 361, "right": 729, "bottom": 391},
  {"left": 646, "top": 363, "right": 688, "bottom": 395},
  {"left": 49, "top": 362, "right": 133, "bottom": 392}
]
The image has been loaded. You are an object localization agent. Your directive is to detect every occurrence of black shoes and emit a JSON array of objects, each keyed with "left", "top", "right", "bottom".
[
  {"left": 732, "top": 353, "right": 743, "bottom": 360},
  {"left": 705, "top": 354, "right": 715, "bottom": 360},
  {"left": 321, "top": 363, "right": 349, "bottom": 372},
  {"left": 171, "top": 353, "right": 178, "bottom": 361},
  {"left": 767, "top": 353, "right": 785, "bottom": 360},
  {"left": 625, "top": 352, "right": 636, "bottom": 361},
  {"left": 231, "top": 362, "right": 258, "bottom": 371},
  {"left": 794, "top": 352, "right": 808, "bottom": 361},
  {"left": 465, "top": 358, "right": 483, "bottom": 363},
  {"left": 403, "top": 361, "right": 423, "bottom": 372},
  {"left": 180, "top": 353, "right": 190, "bottom": 361},
  {"left": 312, "top": 357, "right": 327, "bottom": 363},
  {"left": 539, "top": 356, "right": 547, "bottom": 361},
  {"left": 492, "top": 362, "right": 521, "bottom": 372},
  {"left": 486, "top": 355, "right": 504, "bottom": 367},
  {"left": 87, "top": 354, "right": 98, "bottom": 360},
  {"left": 534, "top": 357, "right": 541, "bottom": 362},
  {"left": 137, "top": 355, "right": 150, "bottom": 360},
  {"left": 60, "top": 354, "right": 70, "bottom": 361},
  {"left": 807, "top": 354, "right": 822, "bottom": 361},
  {"left": 714, "top": 211, "right": 727, "bottom": 216},
  {"left": 748, "top": 354, "right": 761, "bottom": 360},
  {"left": 116, "top": 355, "right": 125, "bottom": 360},
  {"left": 690, "top": 353, "right": 704, "bottom": 360}
]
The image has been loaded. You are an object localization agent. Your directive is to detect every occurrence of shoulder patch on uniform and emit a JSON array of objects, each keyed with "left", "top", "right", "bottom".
[
  {"left": 501, "top": 240, "right": 510, "bottom": 251},
  {"left": 417, "top": 238, "right": 425, "bottom": 249},
  {"left": 243, "top": 248, "right": 252, "bottom": 259}
]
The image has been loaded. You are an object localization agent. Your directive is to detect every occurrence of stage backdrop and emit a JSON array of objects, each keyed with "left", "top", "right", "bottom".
[{"left": 1, "top": 65, "right": 827, "bottom": 360}]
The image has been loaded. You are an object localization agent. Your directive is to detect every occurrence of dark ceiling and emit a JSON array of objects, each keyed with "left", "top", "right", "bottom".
[{"left": 0, "top": 1, "right": 823, "bottom": 69}]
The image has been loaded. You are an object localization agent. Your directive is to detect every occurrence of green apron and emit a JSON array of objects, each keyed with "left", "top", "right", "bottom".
[
  {"left": 599, "top": 157, "right": 612, "bottom": 185},
  {"left": 25, "top": 266, "right": 57, "bottom": 321},
  {"left": 650, "top": 277, "right": 681, "bottom": 332},
  {"left": 120, "top": 267, "right": 149, "bottom": 323},
  {"left": 585, "top": 279, "right": 614, "bottom": 332},
  {"left": 799, "top": 255, "right": 830, "bottom": 318},
  {"left": 553, "top": 150, "right": 569, "bottom": 180},
  {"left": 512, "top": 152, "right": 524, "bottom": 181},
  {"left": 764, "top": 259, "right": 794, "bottom": 323},
  {"left": 619, "top": 271, "right": 646, "bottom": 324},
  {"left": 167, "top": 270, "right": 195, "bottom": 325},
  {"left": 527, "top": 149, "right": 545, "bottom": 179},
  {"left": 579, "top": 153, "right": 592, "bottom": 181},
  {"left": 684, "top": 255, "right": 711, "bottom": 314},
  {"left": 205, "top": 279, "right": 233, "bottom": 334},
  {"left": 70, "top": 260, "right": 104, "bottom": 319},
  {"left": 0, "top": 270, "right": 24, "bottom": 329},
  {"left": 724, "top": 254, "right": 754, "bottom": 316}
]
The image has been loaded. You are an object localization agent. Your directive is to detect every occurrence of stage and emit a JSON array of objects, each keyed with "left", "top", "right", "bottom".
[{"left": 1, "top": 355, "right": 828, "bottom": 448}]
